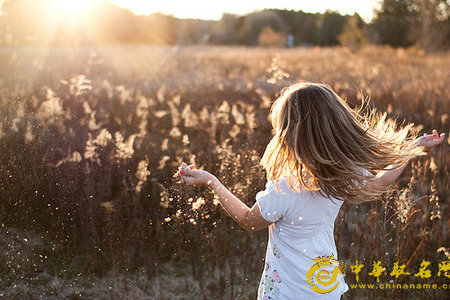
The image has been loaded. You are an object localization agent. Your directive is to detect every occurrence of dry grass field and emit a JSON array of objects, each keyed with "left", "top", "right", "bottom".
[{"left": 0, "top": 45, "right": 448, "bottom": 299}]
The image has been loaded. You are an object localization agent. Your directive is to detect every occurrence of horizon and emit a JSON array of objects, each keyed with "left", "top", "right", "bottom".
[
  {"left": 108, "top": 0, "right": 380, "bottom": 22},
  {"left": 0, "top": 0, "right": 380, "bottom": 22}
]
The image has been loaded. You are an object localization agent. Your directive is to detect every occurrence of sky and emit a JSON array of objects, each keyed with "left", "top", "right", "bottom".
[{"left": 108, "top": 0, "right": 381, "bottom": 22}]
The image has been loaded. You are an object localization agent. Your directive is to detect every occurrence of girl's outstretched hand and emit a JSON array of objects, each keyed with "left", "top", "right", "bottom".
[
  {"left": 414, "top": 129, "right": 446, "bottom": 150},
  {"left": 178, "top": 162, "right": 216, "bottom": 187}
]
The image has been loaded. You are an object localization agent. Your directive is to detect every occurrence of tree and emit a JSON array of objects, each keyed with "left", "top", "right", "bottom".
[
  {"left": 410, "top": 0, "right": 449, "bottom": 50},
  {"left": 258, "top": 26, "right": 286, "bottom": 47},
  {"left": 338, "top": 14, "right": 368, "bottom": 48},
  {"left": 373, "top": 0, "right": 414, "bottom": 47},
  {"left": 210, "top": 13, "right": 239, "bottom": 44},
  {"left": 237, "top": 10, "right": 287, "bottom": 45},
  {"left": 318, "top": 11, "right": 347, "bottom": 46},
  {"left": 373, "top": 0, "right": 449, "bottom": 49}
]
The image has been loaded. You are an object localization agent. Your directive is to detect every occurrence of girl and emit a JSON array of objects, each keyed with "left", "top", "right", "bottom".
[{"left": 178, "top": 82, "right": 446, "bottom": 299}]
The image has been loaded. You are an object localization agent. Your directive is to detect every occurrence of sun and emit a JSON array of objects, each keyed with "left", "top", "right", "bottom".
[{"left": 49, "top": 0, "right": 93, "bottom": 15}]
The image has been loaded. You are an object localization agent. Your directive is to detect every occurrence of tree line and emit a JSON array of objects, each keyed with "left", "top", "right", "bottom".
[{"left": 0, "top": 0, "right": 448, "bottom": 49}]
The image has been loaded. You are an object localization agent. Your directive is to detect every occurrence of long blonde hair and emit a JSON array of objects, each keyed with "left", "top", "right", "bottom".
[{"left": 260, "top": 82, "right": 425, "bottom": 204}]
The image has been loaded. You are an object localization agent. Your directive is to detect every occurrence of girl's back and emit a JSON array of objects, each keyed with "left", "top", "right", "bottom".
[
  {"left": 257, "top": 176, "right": 348, "bottom": 299},
  {"left": 179, "top": 81, "right": 445, "bottom": 299}
]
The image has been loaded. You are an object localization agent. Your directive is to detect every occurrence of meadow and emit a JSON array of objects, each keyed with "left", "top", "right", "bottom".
[{"left": 0, "top": 45, "right": 448, "bottom": 299}]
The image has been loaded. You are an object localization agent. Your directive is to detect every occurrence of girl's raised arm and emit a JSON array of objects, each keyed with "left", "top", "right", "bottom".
[
  {"left": 179, "top": 163, "right": 272, "bottom": 232},
  {"left": 365, "top": 130, "right": 446, "bottom": 195}
]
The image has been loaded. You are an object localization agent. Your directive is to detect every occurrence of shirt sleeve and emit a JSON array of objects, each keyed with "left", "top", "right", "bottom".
[{"left": 256, "top": 180, "right": 289, "bottom": 223}]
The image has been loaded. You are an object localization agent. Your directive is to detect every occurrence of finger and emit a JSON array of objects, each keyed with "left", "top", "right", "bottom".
[
  {"left": 179, "top": 162, "right": 189, "bottom": 174},
  {"left": 428, "top": 137, "right": 444, "bottom": 146},
  {"left": 427, "top": 133, "right": 445, "bottom": 144},
  {"left": 181, "top": 168, "right": 193, "bottom": 176},
  {"left": 433, "top": 129, "right": 438, "bottom": 138},
  {"left": 422, "top": 134, "right": 434, "bottom": 142}
]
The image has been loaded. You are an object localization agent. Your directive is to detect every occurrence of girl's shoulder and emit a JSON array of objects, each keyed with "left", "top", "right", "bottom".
[
  {"left": 259, "top": 176, "right": 315, "bottom": 205},
  {"left": 270, "top": 175, "right": 345, "bottom": 207},
  {"left": 271, "top": 175, "right": 311, "bottom": 195},
  {"left": 257, "top": 176, "right": 340, "bottom": 223},
  {"left": 256, "top": 177, "right": 298, "bottom": 223}
]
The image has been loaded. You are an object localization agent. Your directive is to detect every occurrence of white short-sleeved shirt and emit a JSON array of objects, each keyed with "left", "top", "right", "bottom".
[{"left": 256, "top": 176, "right": 349, "bottom": 300}]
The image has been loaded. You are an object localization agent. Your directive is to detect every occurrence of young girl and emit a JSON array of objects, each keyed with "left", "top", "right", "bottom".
[{"left": 178, "top": 82, "right": 445, "bottom": 299}]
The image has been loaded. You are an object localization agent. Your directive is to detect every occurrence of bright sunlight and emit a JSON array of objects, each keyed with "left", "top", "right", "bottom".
[{"left": 49, "top": 0, "right": 94, "bottom": 16}]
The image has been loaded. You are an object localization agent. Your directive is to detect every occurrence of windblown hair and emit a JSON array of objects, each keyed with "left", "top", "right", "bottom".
[{"left": 260, "top": 82, "right": 425, "bottom": 204}]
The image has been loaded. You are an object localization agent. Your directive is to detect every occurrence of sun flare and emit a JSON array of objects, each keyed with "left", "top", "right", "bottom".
[{"left": 49, "top": 0, "right": 93, "bottom": 15}]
